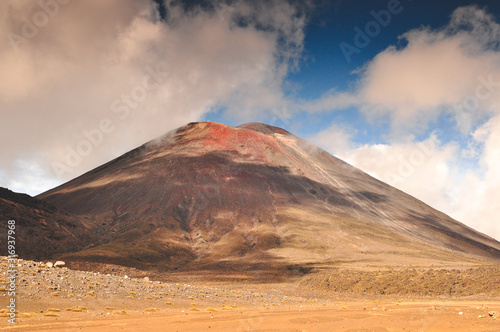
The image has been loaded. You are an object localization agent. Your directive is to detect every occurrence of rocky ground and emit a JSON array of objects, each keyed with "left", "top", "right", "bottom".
[
  {"left": 1, "top": 256, "right": 500, "bottom": 331},
  {"left": 0, "top": 257, "right": 334, "bottom": 320},
  {"left": 299, "top": 266, "right": 500, "bottom": 297}
]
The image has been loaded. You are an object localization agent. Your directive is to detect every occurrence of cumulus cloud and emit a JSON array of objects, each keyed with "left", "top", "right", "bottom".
[
  {"left": 307, "top": 5, "right": 500, "bottom": 135},
  {"left": 0, "top": 0, "right": 306, "bottom": 194},
  {"left": 309, "top": 122, "right": 356, "bottom": 153},
  {"left": 309, "top": 5, "right": 500, "bottom": 240},
  {"left": 300, "top": 90, "right": 360, "bottom": 113}
]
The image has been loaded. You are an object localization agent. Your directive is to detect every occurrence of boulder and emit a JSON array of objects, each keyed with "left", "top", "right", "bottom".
[{"left": 54, "top": 261, "right": 65, "bottom": 267}]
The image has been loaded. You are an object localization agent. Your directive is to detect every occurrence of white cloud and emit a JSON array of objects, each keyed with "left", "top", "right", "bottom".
[
  {"left": 309, "top": 122, "right": 356, "bottom": 154},
  {"left": 0, "top": 0, "right": 306, "bottom": 195},
  {"left": 300, "top": 90, "right": 360, "bottom": 113},
  {"left": 305, "top": 5, "right": 500, "bottom": 135}
]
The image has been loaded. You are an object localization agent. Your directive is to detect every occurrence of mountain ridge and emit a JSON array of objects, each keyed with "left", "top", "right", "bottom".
[{"left": 0, "top": 187, "right": 95, "bottom": 259}]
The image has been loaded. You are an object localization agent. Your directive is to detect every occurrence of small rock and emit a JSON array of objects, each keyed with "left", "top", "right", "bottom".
[
  {"left": 54, "top": 261, "right": 65, "bottom": 267},
  {"left": 459, "top": 312, "right": 463, "bottom": 315},
  {"left": 143, "top": 277, "right": 150, "bottom": 282},
  {"left": 46, "top": 262, "right": 53, "bottom": 268}
]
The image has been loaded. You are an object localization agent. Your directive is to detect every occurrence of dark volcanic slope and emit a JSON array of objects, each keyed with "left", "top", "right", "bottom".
[
  {"left": 0, "top": 187, "right": 95, "bottom": 259},
  {"left": 38, "top": 122, "right": 500, "bottom": 273}
]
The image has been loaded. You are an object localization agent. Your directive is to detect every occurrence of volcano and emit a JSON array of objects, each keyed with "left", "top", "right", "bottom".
[{"left": 37, "top": 122, "right": 500, "bottom": 277}]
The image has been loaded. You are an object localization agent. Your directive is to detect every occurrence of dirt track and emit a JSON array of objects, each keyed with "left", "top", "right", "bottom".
[{"left": 2, "top": 301, "right": 500, "bottom": 331}]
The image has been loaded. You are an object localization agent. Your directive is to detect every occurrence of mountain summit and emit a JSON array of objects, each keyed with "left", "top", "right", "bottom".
[{"left": 38, "top": 122, "right": 500, "bottom": 277}]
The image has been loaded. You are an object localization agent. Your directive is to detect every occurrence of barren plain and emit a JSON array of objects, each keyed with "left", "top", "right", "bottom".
[{"left": 1, "top": 257, "right": 499, "bottom": 331}]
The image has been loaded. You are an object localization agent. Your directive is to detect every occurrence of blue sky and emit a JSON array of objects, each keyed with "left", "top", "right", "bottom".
[
  {"left": 204, "top": 0, "right": 500, "bottom": 148},
  {"left": 1, "top": 0, "right": 500, "bottom": 240}
]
